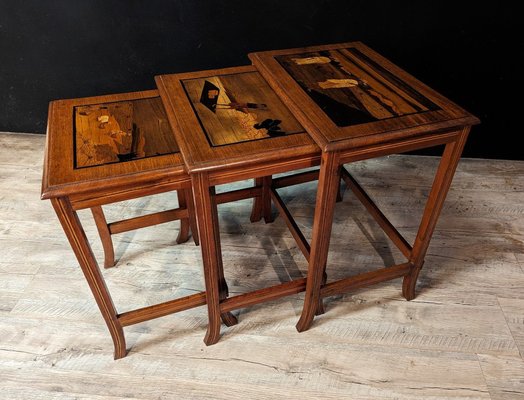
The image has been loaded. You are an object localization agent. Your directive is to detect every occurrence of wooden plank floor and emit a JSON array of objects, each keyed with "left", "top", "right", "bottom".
[{"left": 1, "top": 132, "right": 523, "bottom": 399}]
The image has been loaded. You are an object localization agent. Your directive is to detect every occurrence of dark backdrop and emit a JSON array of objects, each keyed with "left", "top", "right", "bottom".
[{"left": 0, "top": 1, "right": 521, "bottom": 159}]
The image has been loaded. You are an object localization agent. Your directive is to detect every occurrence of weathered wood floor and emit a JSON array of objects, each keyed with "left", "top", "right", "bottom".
[{"left": 1, "top": 132, "right": 523, "bottom": 399}]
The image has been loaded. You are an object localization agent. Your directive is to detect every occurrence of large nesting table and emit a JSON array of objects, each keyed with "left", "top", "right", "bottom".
[{"left": 249, "top": 41, "right": 480, "bottom": 331}]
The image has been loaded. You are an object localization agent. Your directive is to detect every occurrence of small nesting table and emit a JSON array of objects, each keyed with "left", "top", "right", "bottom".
[
  {"left": 42, "top": 90, "right": 203, "bottom": 359},
  {"left": 249, "top": 41, "right": 480, "bottom": 331}
]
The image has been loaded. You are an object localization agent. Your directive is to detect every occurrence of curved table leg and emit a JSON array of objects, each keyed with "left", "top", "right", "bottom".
[
  {"left": 191, "top": 173, "right": 236, "bottom": 345},
  {"left": 403, "top": 127, "right": 470, "bottom": 300},
  {"left": 91, "top": 206, "right": 116, "bottom": 269},
  {"left": 297, "top": 152, "right": 341, "bottom": 332},
  {"left": 336, "top": 178, "right": 343, "bottom": 203},
  {"left": 211, "top": 187, "right": 238, "bottom": 328},
  {"left": 315, "top": 270, "right": 328, "bottom": 316},
  {"left": 52, "top": 197, "right": 126, "bottom": 359}
]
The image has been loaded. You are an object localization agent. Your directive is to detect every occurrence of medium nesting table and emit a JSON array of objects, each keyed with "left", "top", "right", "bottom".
[
  {"left": 249, "top": 41, "right": 480, "bottom": 331},
  {"left": 156, "top": 65, "right": 325, "bottom": 344}
]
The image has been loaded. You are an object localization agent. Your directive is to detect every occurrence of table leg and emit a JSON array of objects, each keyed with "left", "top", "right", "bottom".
[
  {"left": 315, "top": 271, "right": 328, "bottom": 315},
  {"left": 261, "top": 176, "right": 274, "bottom": 223},
  {"left": 184, "top": 188, "right": 200, "bottom": 246},
  {"left": 191, "top": 173, "right": 237, "bottom": 345},
  {"left": 403, "top": 127, "right": 470, "bottom": 300},
  {"left": 336, "top": 179, "right": 343, "bottom": 203},
  {"left": 52, "top": 197, "right": 126, "bottom": 359},
  {"left": 250, "top": 177, "right": 264, "bottom": 222},
  {"left": 91, "top": 206, "right": 115, "bottom": 269},
  {"left": 210, "top": 185, "right": 238, "bottom": 328},
  {"left": 250, "top": 176, "right": 273, "bottom": 223},
  {"left": 176, "top": 190, "right": 190, "bottom": 244},
  {"left": 185, "top": 188, "right": 200, "bottom": 245},
  {"left": 297, "top": 152, "right": 341, "bottom": 332}
]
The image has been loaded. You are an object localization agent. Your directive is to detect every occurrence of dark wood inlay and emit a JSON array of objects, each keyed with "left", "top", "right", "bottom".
[
  {"left": 275, "top": 47, "right": 439, "bottom": 127},
  {"left": 181, "top": 72, "right": 303, "bottom": 147}
]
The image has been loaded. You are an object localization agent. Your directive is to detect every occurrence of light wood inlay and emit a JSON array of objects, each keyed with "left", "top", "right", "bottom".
[{"left": 74, "top": 97, "right": 178, "bottom": 168}]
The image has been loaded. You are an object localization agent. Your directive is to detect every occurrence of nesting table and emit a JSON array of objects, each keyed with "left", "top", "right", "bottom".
[
  {"left": 43, "top": 42, "right": 478, "bottom": 357},
  {"left": 249, "top": 41, "right": 479, "bottom": 331},
  {"left": 156, "top": 65, "right": 322, "bottom": 344},
  {"left": 42, "top": 90, "right": 202, "bottom": 358}
]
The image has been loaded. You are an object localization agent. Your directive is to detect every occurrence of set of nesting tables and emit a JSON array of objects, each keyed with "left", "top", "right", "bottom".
[{"left": 41, "top": 42, "right": 479, "bottom": 359}]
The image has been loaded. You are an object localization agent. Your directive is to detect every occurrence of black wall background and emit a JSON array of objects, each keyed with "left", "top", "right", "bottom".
[{"left": 0, "top": 1, "right": 521, "bottom": 159}]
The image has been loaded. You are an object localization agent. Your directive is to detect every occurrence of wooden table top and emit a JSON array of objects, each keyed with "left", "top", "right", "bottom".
[
  {"left": 249, "top": 42, "right": 480, "bottom": 152},
  {"left": 155, "top": 66, "right": 318, "bottom": 173},
  {"left": 42, "top": 90, "right": 186, "bottom": 199}
]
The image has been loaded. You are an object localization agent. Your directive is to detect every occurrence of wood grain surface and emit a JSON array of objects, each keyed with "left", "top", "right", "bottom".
[
  {"left": 275, "top": 47, "right": 438, "bottom": 127},
  {"left": 181, "top": 72, "right": 303, "bottom": 146},
  {"left": 2, "top": 132, "right": 523, "bottom": 399},
  {"left": 74, "top": 97, "right": 178, "bottom": 168}
]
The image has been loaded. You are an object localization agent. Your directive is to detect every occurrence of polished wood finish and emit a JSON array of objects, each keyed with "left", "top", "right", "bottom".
[
  {"left": 43, "top": 43, "right": 480, "bottom": 356},
  {"left": 272, "top": 169, "right": 319, "bottom": 189},
  {"left": 403, "top": 127, "right": 470, "bottom": 300},
  {"left": 181, "top": 73, "right": 303, "bottom": 146},
  {"left": 190, "top": 172, "right": 234, "bottom": 344},
  {"left": 250, "top": 42, "right": 479, "bottom": 332},
  {"left": 42, "top": 91, "right": 187, "bottom": 199},
  {"left": 175, "top": 189, "right": 191, "bottom": 244},
  {"left": 270, "top": 188, "right": 310, "bottom": 261},
  {"left": 221, "top": 278, "right": 307, "bottom": 313},
  {"left": 250, "top": 177, "right": 265, "bottom": 223},
  {"left": 215, "top": 186, "right": 262, "bottom": 205},
  {"left": 118, "top": 293, "right": 207, "bottom": 327},
  {"left": 74, "top": 97, "right": 178, "bottom": 168},
  {"left": 320, "top": 263, "right": 412, "bottom": 298},
  {"left": 45, "top": 88, "right": 293, "bottom": 356},
  {"left": 182, "top": 188, "right": 200, "bottom": 246},
  {"left": 108, "top": 207, "right": 188, "bottom": 235}
]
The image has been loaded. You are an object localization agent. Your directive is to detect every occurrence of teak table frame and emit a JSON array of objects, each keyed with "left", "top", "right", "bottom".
[{"left": 249, "top": 41, "right": 480, "bottom": 331}]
